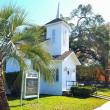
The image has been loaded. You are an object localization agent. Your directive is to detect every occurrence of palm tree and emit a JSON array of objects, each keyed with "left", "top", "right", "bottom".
[{"left": 0, "top": 4, "right": 55, "bottom": 110}]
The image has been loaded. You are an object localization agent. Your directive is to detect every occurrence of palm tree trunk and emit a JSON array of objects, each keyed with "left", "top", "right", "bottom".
[{"left": 0, "top": 57, "right": 10, "bottom": 110}]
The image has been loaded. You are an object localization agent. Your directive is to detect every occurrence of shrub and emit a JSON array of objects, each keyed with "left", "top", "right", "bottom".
[
  {"left": 71, "top": 86, "right": 93, "bottom": 97},
  {"left": 84, "top": 86, "right": 97, "bottom": 93},
  {"left": 91, "top": 87, "right": 97, "bottom": 93}
]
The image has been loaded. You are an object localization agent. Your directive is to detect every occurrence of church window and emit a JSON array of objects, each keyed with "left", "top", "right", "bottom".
[
  {"left": 55, "top": 68, "right": 59, "bottom": 81},
  {"left": 67, "top": 70, "right": 69, "bottom": 75},
  {"left": 52, "top": 29, "right": 55, "bottom": 43},
  {"left": 64, "top": 31, "right": 67, "bottom": 45}
]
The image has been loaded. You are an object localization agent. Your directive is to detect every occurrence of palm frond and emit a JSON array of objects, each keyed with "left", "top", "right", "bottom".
[
  {"left": 19, "top": 44, "right": 55, "bottom": 82},
  {"left": 0, "top": 4, "right": 15, "bottom": 20},
  {"left": 10, "top": 9, "right": 27, "bottom": 33},
  {"left": 13, "top": 25, "right": 46, "bottom": 45},
  {"left": 0, "top": 3, "right": 55, "bottom": 84}
]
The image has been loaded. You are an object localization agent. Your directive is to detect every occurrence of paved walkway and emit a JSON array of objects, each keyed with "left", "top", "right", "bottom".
[
  {"left": 94, "top": 101, "right": 110, "bottom": 110},
  {"left": 92, "top": 94, "right": 110, "bottom": 100}
]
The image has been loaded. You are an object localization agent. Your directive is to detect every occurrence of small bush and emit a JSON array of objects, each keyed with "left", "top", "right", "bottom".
[
  {"left": 71, "top": 86, "right": 93, "bottom": 97},
  {"left": 91, "top": 87, "right": 97, "bottom": 93},
  {"left": 84, "top": 86, "right": 97, "bottom": 93}
]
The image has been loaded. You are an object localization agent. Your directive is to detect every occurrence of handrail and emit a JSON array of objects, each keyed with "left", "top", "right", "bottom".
[{"left": 66, "top": 81, "right": 77, "bottom": 90}]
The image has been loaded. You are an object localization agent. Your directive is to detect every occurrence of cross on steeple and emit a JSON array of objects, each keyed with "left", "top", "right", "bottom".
[{"left": 56, "top": 2, "right": 60, "bottom": 18}]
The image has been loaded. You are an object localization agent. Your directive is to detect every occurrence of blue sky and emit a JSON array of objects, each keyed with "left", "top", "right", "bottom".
[{"left": 0, "top": 0, "right": 110, "bottom": 26}]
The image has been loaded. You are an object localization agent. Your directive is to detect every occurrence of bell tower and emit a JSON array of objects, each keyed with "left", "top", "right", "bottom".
[{"left": 45, "top": 3, "right": 70, "bottom": 56}]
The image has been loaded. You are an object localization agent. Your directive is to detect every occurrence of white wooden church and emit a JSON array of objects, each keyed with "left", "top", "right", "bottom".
[{"left": 6, "top": 4, "right": 80, "bottom": 95}]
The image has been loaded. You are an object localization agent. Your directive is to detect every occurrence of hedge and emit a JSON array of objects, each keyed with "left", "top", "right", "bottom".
[{"left": 71, "top": 86, "right": 96, "bottom": 97}]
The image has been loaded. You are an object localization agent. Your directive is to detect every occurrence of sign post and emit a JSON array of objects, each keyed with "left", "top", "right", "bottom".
[
  {"left": 20, "top": 69, "right": 40, "bottom": 106},
  {"left": 37, "top": 69, "right": 40, "bottom": 102},
  {"left": 20, "top": 70, "right": 25, "bottom": 106}
]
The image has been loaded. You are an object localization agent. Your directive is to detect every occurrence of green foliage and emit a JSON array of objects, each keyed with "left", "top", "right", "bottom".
[
  {"left": 0, "top": 3, "right": 55, "bottom": 84},
  {"left": 0, "top": 3, "right": 55, "bottom": 110},
  {"left": 61, "top": 4, "right": 110, "bottom": 86},
  {"left": 76, "top": 64, "right": 104, "bottom": 82},
  {"left": 71, "top": 86, "right": 94, "bottom": 97},
  {"left": 70, "top": 4, "right": 107, "bottom": 63},
  {"left": 60, "top": 14, "right": 74, "bottom": 29},
  {"left": 85, "top": 86, "right": 97, "bottom": 93},
  {"left": 13, "top": 25, "right": 46, "bottom": 45}
]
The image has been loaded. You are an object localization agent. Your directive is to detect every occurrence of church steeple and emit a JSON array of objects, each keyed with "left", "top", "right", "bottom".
[
  {"left": 45, "top": 2, "right": 71, "bottom": 56},
  {"left": 56, "top": 2, "right": 60, "bottom": 18}
]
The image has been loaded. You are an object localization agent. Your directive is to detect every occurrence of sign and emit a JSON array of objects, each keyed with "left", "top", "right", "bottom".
[
  {"left": 24, "top": 70, "right": 38, "bottom": 99},
  {"left": 20, "top": 69, "right": 40, "bottom": 106},
  {"left": 26, "top": 73, "right": 38, "bottom": 78}
]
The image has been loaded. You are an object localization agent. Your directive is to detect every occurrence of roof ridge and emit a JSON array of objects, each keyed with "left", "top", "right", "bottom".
[
  {"left": 45, "top": 18, "right": 64, "bottom": 25},
  {"left": 52, "top": 51, "right": 73, "bottom": 60}
]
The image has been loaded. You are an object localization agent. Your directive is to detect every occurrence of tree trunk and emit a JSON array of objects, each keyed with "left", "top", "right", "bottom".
[
  {"left": 105, "top": 70, "right": 109, "bottom": 87},
  {"left": 0, "top": 58, "right": 10, "bottom": 110}
]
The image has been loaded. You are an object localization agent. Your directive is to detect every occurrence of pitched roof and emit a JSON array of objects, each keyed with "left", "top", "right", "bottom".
[
  {"left": 40, "top": 38, "right": 50, "bottom": 42},
  {"left": 52, "top": 51, "right": 81, "bottom": 65},
  {"left": 45, "top": 18, "right": 63, "bottom": 25},
  {"left": 40, "top": 38, "right": 50, "bottom": 44},
  {"left": 52, "top": 51, "right": 73, "bottom": 60}
]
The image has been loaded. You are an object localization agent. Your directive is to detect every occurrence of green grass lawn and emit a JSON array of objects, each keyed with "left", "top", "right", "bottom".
[
  {"left": 8, "top": 95, "right": 107, "bottom": 110},
  {"left": 94, "top": 88, "right": 110, "bottom": 97}
]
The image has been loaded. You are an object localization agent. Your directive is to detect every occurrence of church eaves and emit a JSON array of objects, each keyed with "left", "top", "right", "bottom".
[{"left": 45, "top": 18, "right": 63, "bottom": 25}]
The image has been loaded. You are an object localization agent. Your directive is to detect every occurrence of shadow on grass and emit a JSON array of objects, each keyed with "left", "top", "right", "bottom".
[
  {"left": 40, "top": 94, "right": 88, "bottom": 100},
  {"left": 40, "top": 94, "right": 89, "bottom": 99},
  {"left": 8, "top": 94, "right": 53, "bottom": 100},
  {"left": 7, "top": 95, "right": 19, "bottom": 101},
  {"left": 9, "top": 95, "right": 52, "bottom": 108},
  {"left": 64, "top": 95, "right": 89, "bottom": 99},
  {"left": 8, "top": 94, "right": 89, "bottom": 101},
  {"left": 97, "top": 88, "right": 110, "bottom": 92},
  {"left": 98, "top": 89, "right": 108, "bottom": 92},
  {"left": 10, "top": 104, "right": 24, "bottom": 108},
  {"left": 40, "top": 94, "right": 56, "bottom": 98}
]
